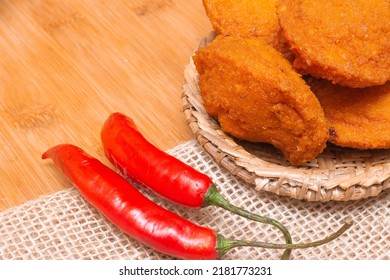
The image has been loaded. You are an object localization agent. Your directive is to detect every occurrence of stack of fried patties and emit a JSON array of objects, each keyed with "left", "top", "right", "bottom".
[{"left": 193, "top": 0, "right": 390, "bottom": 166}]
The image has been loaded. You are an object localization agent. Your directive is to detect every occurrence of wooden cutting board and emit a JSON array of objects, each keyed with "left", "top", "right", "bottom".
[{"left": 0, "top": 0, "right": 212, "bottom": 211}]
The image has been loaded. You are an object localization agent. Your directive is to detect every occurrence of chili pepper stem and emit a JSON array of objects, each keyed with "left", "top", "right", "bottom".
[
  {"left": 203, "top": 185, "right": 292, "bottom": 260},
  {"left": 216, "top": 217, "right": 353, "bottom": 259}
]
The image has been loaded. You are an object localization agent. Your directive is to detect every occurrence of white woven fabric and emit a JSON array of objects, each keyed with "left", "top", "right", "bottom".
[{"left": 1, "top": 140, "right": 389, "bottom": 260}]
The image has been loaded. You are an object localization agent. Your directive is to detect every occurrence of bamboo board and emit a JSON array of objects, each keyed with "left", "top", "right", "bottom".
[{"left": 0, "top": 0, "right": 211, "bottom": 211}]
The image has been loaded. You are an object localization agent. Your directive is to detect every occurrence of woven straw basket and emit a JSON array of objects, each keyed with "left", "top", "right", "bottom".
[{"left": 182, "top": 32, "right": 390, "bottom": 202}]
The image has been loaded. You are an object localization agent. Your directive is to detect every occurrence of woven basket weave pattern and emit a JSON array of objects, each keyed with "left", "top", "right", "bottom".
[{"left": 182, "top": 33, "right": 390, "bottom": 202}]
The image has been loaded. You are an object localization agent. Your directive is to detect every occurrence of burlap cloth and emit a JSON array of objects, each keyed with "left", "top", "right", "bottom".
[{"left": 1, "top": 140, "right": 389, "bottom": 260}]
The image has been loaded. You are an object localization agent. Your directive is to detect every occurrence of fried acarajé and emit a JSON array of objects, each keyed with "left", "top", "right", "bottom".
[
  {"left": 202, "top": 0, "right": 292, "bottom": 60},
  {"left": 309, "top": 79, "right": 390, "bottom": 149},
  {"left": 277, "top": 0, "right": 390, "bottom": 88},
  {"left": 193, "top": 35, "right": 328, "bottom": 165}
]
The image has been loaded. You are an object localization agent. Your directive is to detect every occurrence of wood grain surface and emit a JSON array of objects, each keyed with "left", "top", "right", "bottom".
[{"left": 0, "top": 0, "right": 212, "bottom": 211}]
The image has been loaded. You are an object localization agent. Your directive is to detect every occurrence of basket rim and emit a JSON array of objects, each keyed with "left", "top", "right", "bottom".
[{"left": 181, "top": 33, "right": 390, "bottom": 202}]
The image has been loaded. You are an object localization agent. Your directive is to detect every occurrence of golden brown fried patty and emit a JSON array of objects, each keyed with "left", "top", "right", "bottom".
[
  {"left": 202, "top": 0, "right": 292, "bottom": 60},
  {"left": 193, "top": 35, "right": 328, "bottom": 165},
  {"left": 277, "top": 0, "right": 390, "bottom": 88},
  {"left": 309, "top": 79, "right": 390, "bottom": 149}
]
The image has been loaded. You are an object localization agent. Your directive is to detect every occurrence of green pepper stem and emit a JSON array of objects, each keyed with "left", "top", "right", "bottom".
[
  {"left": 216, "top": 217, "right": 353, "bottom": 258},
  {"left": 204, "top": 185, "right": 292, "bottom": 260}
]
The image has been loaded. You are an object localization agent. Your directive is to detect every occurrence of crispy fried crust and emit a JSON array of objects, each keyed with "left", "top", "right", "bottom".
[
  {"left": 202, "top": 0, "right": 292, "bottom": 60},
  {"left": 309, "top": 79, "right": 390, "bottom": 149},
  {"left": 277, "top": 0, "right": 390, "bottom": 88},
  {"left": 193, "top": 35, "right": 328, "bottom": 165}
]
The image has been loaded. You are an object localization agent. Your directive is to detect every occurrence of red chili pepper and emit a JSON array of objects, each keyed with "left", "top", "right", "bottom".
[
  {"left": 100, "top": 112, "right": 356, "bottom": 260},
  {"left": 101, "top": 112, "right": 210, "bottom": 208},
  {"left": 42, "top": 144, "right": 218, "bottom": 259},
  {"left": 100, "top": 112, "right": 293, "bottom": 259},
  {"left": 42, "top": 144, "right": 352, "bottom": 259}
]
